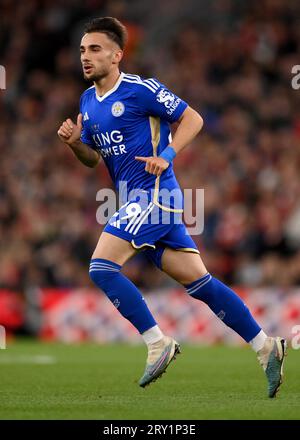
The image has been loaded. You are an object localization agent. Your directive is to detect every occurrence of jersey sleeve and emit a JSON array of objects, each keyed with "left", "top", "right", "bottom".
[
  {"left": 135, "top": 78, "right": 188, "bottom": 123},
  {"left": 79, "top": 94, "right": 95, "bottom": 147}
]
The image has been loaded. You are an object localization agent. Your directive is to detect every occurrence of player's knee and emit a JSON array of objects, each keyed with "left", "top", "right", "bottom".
[
  {"left": 178, "top": 267, "right": 208, "bottom": 286},
  {"left": 89, "top": 258, "right": 120, "bottom": 288}
]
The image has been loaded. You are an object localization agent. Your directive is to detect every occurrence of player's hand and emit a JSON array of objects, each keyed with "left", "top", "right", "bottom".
[
  {"left": 57, "top": 113, "right": 83, "bottom": 145},
  {"left": 135, "top": 156, "right": 169, "bottom": 176}
]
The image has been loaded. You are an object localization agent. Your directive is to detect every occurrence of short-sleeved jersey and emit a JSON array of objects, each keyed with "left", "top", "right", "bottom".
[{"left": 80, "top": 72, "right": 188, "bottom": 211}]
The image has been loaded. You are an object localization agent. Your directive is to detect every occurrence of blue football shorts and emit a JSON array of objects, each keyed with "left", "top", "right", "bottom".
[{"left": 103, "top": 189, "right": 199, "bottom": 270}]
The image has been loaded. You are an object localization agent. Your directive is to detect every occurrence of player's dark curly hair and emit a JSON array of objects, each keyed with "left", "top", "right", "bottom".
[{"left": 84, "top": 17, "right": 127, "bottom": 50}]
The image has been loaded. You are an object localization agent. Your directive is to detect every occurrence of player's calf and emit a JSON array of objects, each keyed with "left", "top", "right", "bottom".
[
  {"left": 89, "top": 258, "right": 157, "bottom": 333},
  {"left": 184, "top": 273, "right": 261, "bottom": 342}
]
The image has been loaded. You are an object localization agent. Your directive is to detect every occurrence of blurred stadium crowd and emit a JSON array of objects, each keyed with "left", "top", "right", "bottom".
[{"left": 1, "top": 0, "right": 300, "bottom": 292}]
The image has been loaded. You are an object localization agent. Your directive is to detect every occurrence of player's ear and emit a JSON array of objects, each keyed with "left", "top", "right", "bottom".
[{"left": 113, "top": 49, "right": 123, "bottom": 64}]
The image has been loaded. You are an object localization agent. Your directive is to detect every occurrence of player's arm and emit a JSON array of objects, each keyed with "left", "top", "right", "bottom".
[
  {"left": 168, "top": 105, "right": 203, "bottom": 155},
  {"left": 136, "top": 106, "right": 203, "bottom": 176},
  {"left": 57, "top": 113, "right": 100, "bottom": 168}
]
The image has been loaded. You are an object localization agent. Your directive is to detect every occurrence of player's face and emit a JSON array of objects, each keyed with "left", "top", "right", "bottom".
[{"left": 80, "top": 32, "right": 122, "bottom": 81}]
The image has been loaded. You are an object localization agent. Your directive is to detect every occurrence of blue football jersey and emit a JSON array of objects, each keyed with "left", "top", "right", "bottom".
[{"left": 79, "top": 72, "right": 188, "bottom": 211}]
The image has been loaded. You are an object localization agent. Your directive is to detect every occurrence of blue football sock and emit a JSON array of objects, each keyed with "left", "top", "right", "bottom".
[
  {"left": 89, "top": 258, "right": 157, "bottom": 334},
  {"left": 185, "top": 273, "right": 261, "bottom": 342}
]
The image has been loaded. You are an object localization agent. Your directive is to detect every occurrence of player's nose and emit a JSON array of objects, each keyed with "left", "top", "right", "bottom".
[{"left": 81, "top": 54, "right": 91, "bottom": 63}]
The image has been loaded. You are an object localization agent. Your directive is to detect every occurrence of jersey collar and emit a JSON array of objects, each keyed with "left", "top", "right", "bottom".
[{"left": 95, "top": 72, "right": 124, "bottom": 103}]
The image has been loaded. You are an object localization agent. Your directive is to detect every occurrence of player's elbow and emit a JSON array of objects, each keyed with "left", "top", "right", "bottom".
[
  {"left": 183, "top": 106, "right": 203, "bottom": 133},
  {"left": 191, "top": 108, "right": 204, "bottom": 133},
  {"left": 86, "top": 152, "right": 101, "bottom": 168},
  {"left": 87, "top": 160, "right": 99, "bottom": 168},
  {"left": 197, "top": 115, "right": 204, "bottom": 133}
]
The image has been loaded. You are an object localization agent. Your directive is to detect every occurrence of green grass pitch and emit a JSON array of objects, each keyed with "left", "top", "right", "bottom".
[{"left": 0, "top": 339, "right": 299, "bottom": 420}]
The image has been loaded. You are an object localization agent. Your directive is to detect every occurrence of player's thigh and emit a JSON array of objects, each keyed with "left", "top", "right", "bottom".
[
  {"left": 161, "top": 248, "right": 208, "bottom": 285},
  {"left": 92, "top": 231, "right": 137, "bottom": 265}
]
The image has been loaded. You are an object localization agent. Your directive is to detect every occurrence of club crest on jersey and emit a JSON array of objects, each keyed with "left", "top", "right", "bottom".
[{"left": 111, "top": 101, "right": 125, "bottom": 117}]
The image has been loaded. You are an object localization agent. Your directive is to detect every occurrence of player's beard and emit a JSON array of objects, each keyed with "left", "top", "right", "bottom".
[{"left": 83, "top": 66, "right": 110, "bottom": 82}]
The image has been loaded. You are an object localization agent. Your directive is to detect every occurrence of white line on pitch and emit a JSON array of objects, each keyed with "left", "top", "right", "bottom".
[{"left": 0, "top": 355, "right": 56, "bottom": 364}]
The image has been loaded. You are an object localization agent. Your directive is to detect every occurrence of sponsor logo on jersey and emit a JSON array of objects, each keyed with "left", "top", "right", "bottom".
[
  {"left": 111, "top": 101, "right": 125, "bottom": 117},
  {"left": 156, "top": 88, "right": 181, "bottom": 115},
  {"left": 92, "top": 130, "right": 127, "bottom": 157},
  {"left": 83, "top": 111, "right": 89, "bottom": 121}
]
